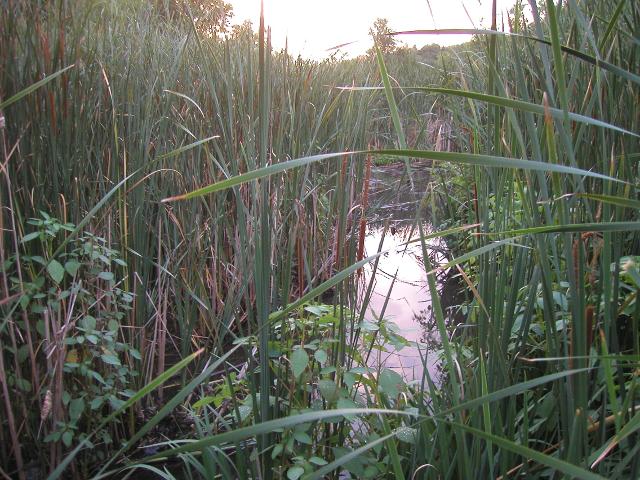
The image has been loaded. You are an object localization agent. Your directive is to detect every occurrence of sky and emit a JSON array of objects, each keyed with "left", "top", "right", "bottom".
[{"left": 227, "top": 0, "right": 522, "bottom": 59}]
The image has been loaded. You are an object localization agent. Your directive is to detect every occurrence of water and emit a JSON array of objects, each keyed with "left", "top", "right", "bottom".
[{"left": 359, "top": 161, "right": 455, "bottom": 383}]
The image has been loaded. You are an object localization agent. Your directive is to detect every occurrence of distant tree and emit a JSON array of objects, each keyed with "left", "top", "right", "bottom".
[
  {"left": 154, "top": 0, "right": 234, "bottom": 37},
  {"left": 367, "top": 18, "right": 397, "bottom": 56},
  {"left": 183, "top": 0, "right": 234, "bottom": 37},
  {"left": 418, "top": 43, "right": 442, "bottom": 64},
  {"left": 230, "top": 20, "right": 258, "bottom": 44}
]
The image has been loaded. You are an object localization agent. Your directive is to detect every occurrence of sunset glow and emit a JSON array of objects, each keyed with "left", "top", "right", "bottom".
[{"left": 229, "top": 0, "right": 522, "bottom": 58}]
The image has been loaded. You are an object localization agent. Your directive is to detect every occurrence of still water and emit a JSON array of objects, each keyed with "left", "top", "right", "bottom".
[{"left": 359, "top": 162, "right": 454, "bottom": 383}]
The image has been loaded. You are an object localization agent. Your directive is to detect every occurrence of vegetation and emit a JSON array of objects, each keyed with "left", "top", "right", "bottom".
[{"left": 1, "top": 0, "right": 639, "bottom": 479}]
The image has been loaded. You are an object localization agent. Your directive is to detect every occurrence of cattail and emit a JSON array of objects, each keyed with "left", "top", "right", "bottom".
[
  {"left": 356, "top": 150, "right": 372, "bottom": 276},
  {"left": 40, "top": 389, "right": 52, "bottom": 421}
]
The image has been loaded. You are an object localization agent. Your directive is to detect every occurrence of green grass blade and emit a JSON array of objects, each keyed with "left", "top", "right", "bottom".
[
  {"left": 494, "top": 221, "right": 640, "bottom": 237},
  {"left": 576, "top": 193, "right": 640, "bottom": 210},
  {"left": 96, "top": 344, "right": 244, "bottom": 476},
  {"left": 452, "top": 423, "right": 606, "bottom": 480},
  {"left": 338, "top": 86, "right": 638, "bottom": 138},
  {"left": 47, "top": 349, "right": 204, "bottom": 480},
  {"left": 371, "top": 149, "right": 621, "bottom": 183},
  {"left": 162, "top": 149, "right": 620, "bottom": 204},
  {"left": 437, "top": 368, "right": 592, "bottom": 418},
  {"left": 592, "top": 409, "right": 640, "bottom": 468},
  {"left": 303, "top": 431, "right": 397, "bottom": 480},
  {"left": 137, "top": 409, "right": 410, "bottom": 463},
  {"left": 391, "top": 29, "right": 640, "bottom": 85},
  {"left": 0, "top": 64, "right": 75, "bottom": 110}
]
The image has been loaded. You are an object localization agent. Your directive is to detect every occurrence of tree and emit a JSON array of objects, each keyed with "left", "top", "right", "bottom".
[
  {"left": 230, "top": 20, "right": 259, "bottom": 45},
  {"left": 183, "top": 0, "right": 234, "bottom": 38},
  {"left": 367, "top": 18, "right": 397, "bottom": 56}
]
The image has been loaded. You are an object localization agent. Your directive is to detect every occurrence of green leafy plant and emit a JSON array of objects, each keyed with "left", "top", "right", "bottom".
[{"left": 6, "top": 213, "right": 139, "bottom": 468}]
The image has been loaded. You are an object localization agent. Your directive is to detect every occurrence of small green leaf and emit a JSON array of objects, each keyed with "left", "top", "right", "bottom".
[
  {"left": 90, "top": 397, "right": 104, "bottom": 410},
  {"left": 29, "top": 255, "right": 46, "bottom": 265},
  {"left": 44, "top": 431, "right": 62, "bottom": 443},
  {"left": 17, "top": 345, "right": 30, "bottom": 363},
  {"left": 107, "top": 319, "right": 119, "bottom": 332},
  {"left": 291, "top": 348, "right": 309, "bottom": 379},
  {"left": 304, "top": 305, "right": 330, "bottom": 316},
  {"left": 81, "top": 316, "right": 96, "bottom": 331},
  {"left": 378, "top": 369, "right": 405, "bottom": 398},
  {"left": 69, "top": 397, "right": 85, "bottom": 422},
  {"left": 314, "top": 349, "right": 328, "bottom": 365},
  {"left": 293, "top": 431, "right": 313, "bottom": 445},
  {"left": 47, "top": 260, "right": 65, "bottom": 284},
  {"left": 101, "top": 354, "right": 121, "bottom": 366},
  {"left": 108, "top": 396, "right": 125, "bottom": 410},
  {"left": 19, "top": 295, "right": 30, "bottom": 310},
  {"left": 21, "top": 231, "right": 41, "bottom": 243},
  {"left": 271, "top": 443, "right": 283, "bottom": 460},
  {"left": 359, "top": 321, "right": 379, "bottom": 332},
  {"left": 309, "top": 456, "right": 328, "bottom": 466},
  {"left": 65, "top": 260, "right": 81, "bottom": 276},
  {"left": 98, "top": 271, "right": 114, "bottom": 281},
  {"left": 287, "top": 466, "right": 305, "bottom": 480},
  {"left": 129, "top": 349, "right": 142, "bottom": 360},
  {"left": 62, "top": 431, "right": 73, "bottom": 447},
  {"left": 237, "top": 405, "right": 252, "bottom": 421},
  {"left": 90, "top": 371, "right": 106, "bottom": 384},
  {"left": 192, "top": 396, "right": 218, "bottom": 410},
  {"left": 16, "top": 378, "right": 31, "bottom": 393},
  {"left": 396, "top": 426, "right": 417, "bottom": 444},
  {"left": 337, "top": 398, "right": 358, "bottom": 420},
  {"left": 318, "top": 379, "right": 339, "bottom": 403}
]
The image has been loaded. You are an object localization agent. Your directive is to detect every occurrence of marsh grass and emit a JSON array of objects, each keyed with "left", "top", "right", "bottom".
[{"left": 1, "top": 0, "right": 639, "bottom": 479}]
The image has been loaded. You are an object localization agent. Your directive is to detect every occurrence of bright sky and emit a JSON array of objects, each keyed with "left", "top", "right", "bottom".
[{"left": 228, "top": 0, "right": 522, "bottom": 59}]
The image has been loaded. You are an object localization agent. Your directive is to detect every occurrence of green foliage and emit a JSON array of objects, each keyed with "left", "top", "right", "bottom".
[
  {"left": 2, "top": 0, "right": 639, "bottom": 478},
  {"left": 4, "top": 213, "right": 138, "bottom": 468}
]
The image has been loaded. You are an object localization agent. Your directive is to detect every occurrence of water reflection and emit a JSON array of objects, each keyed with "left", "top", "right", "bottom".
[
  {"left": 358, "top": 162, "right": 453, "bottom": 383},
  {"left": 360, "top": 225, "right": 448, "bottom": 383}
]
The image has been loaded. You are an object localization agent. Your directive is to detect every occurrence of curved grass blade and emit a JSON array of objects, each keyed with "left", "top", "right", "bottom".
[
  {"left": 520, "top": 354, "right": 640, "bottom": 363},
  {"left": 0, "top": 64, "right": 75, "bottom": 110},
  {"left": 391, "top": 29, "right": 640, "bottom": 85},
  {"left": 437, "top": 368, "right": 592, "bottom": 418},
  {"left": 47, "top": 349, "right": 204, "bottom": 480},
  {"left": 424, "top": 239, "right": 526, "bottom": 276},
  {"left": 493, "top": 221, "right": 640, "bottom": 237},
  {"left": 303, "top": 431, "right": 397, "bottom": 480},
  {"left": 162, "top": 149, "right": 619, "bottom": 203},
  {"left": 592, "top": 409, "right": 640, "bottom": 468},
  {"left": 162, "top": 152, "right": 346, "bottom": 201},
  {"left": 575, "top": 193, "right": 640, "bottom": 210},
  {"left": 136, "top": 409, "right": 410, "bottom": 464},
  {"left": 451, "top": 423, "right": 606, "bottom": 480},
  {"left": 372, "top": 149, "right": 621, "bottom": 183},
  {"left": 338, "top": 86, "right": 637, "bottom": 138},
  {"left": 95, "top": 345, "right": 244, "bottom": 477},
  {"left": 163, "top": 89, "right": 206, "bottom": 118}
]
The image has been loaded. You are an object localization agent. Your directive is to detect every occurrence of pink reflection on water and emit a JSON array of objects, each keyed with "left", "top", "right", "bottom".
[{"left": 360, "top": 224, "right": 447, "bottom": 383}]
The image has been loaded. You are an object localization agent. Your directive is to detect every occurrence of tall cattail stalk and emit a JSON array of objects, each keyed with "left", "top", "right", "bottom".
[{"left": 356, "top": 149, "right": 373, "bottom": 276}]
